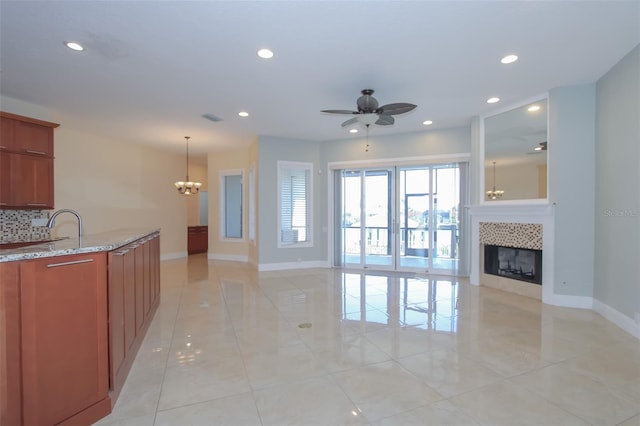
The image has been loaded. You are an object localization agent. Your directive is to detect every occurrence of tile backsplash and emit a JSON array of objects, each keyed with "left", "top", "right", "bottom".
[{"left": 0, "top": 210, "right": 51, "bottom": 242}]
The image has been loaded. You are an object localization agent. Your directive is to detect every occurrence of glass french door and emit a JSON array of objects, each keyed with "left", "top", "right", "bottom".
[
  {"left": 336, "top": 164, "right": 462, "bottom": 274},
  {"left": 339, "top": 169, "right": 394, "bottom": 270},
  {"left": 398, "top": 165, "right": 460, "bottom": 273}
]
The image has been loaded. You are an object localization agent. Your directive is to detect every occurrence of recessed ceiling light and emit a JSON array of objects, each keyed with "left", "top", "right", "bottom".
[
  {"left": 349, "top": 129, "right": 358, "bottom": 133},
  {"left": 257, "top": 48, "right": 274, "bottom": 59},
  {"left": 534, "top": 146, "right": 543, "bottom": 151},
  {"left": 65, "top": 41, "right": 84, "bottom": 51},
  {"left": 527, "top": 105, "right": 541, "bottom": 112},
  {"left": 423, "top": 120, "right": 433, "bottom": 126},
  {"left": 238, "top": 111, "right": 249, "bottom": 117},
  {"left": 501, "top": 54, "right": 518, "bottom": 64},
  {"left": 486, "top": 97, "right": 500, "bottom": 104}
]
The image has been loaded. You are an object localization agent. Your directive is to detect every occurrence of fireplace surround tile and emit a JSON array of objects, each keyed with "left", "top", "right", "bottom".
[{"left": 479, "top": 222, "right": 542, "bottom": 250}]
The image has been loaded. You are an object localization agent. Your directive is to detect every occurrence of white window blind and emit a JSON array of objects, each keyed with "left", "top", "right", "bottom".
[{"left": 278, "top": 161, "right": 312, "bottom": 248}]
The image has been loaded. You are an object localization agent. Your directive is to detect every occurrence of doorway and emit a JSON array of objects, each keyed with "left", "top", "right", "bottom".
[{"left": 334, "top": 163, "right": 464, "bottom": 274}]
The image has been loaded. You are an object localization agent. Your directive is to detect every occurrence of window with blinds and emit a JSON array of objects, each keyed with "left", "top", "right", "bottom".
[{"left": 277, "top": 161, "right": 313, "bottom": 248}]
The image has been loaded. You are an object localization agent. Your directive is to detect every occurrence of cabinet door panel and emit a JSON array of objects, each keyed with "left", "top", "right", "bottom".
[
  {"left": 143, "top": 240, "right": 151, "bottom": 318},
  {"left": 134, "top": 245, "right": 144, "bottom": 333},
  {"left": 0, "top": 153, "right": 10, "bottom": 207},
  {"left": 124, "top": 248, "right": 136, "bottom": 351},
  {"left": 0, "top": 262, "right": 22, "bottom": 426},
  {"left": 107, "top": 250, "right": 126, "bottom": 386},
  {"left": 20, "top": 254, "right": 108, "bottom": 425},
  {"left": 10, "top": 154, "right": 54, "bottom": 208},
  {"left": 0, "top": 117, "right": 16, "bottom": 151},
  {"left": 151, "top": 235, "right": 160, "bottom": 305},
  {"left": 14, "top": 120, "right": 53, "bottom": 156}
]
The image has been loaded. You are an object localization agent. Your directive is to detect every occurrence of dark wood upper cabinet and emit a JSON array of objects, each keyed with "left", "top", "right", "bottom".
[{"left": 0, "top": 111, "right": 59, "bottom": 209}]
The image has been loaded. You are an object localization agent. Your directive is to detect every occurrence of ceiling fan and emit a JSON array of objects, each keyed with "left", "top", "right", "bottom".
[
  {"left": 321, "top": 89, "right": 417, "bottom": 128},
  {"left": 535, "top": 141, "right": 548, "bottom": 151},
  {"left": 527, "top": 141, "right": 548, "bottom": 155}
]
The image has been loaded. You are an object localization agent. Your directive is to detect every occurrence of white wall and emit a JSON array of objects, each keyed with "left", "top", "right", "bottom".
[
  {"left": 257, "top": 136, "right": 323, "bottom": 268},
  {"left": 247, "top": 140, "right": 259, "bottom": 267},
  {"left": 207, "top": 148, "right": 251, "bottom": 262},
  {"left": 320, "top": 127, "right": 470, "bottom": 163},
  {"left": 253, "top": 128, "right": 471, "bottom": 269},
  {"left": 594, "top": 44, "right": 640, "bottom": 322},
  {"left": 548, "top": 84, "right": 597, "bottom": 298}
]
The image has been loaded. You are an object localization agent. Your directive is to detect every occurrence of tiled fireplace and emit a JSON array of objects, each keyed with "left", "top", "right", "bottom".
[
  {"left": 469, "top": 203, "right": 555, "bottom": 303},
  {"left": 479, "top": 222, "right": 543, "bottom": 299}
]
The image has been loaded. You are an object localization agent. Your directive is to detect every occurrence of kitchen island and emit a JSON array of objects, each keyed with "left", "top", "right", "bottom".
[{"left": 0, "top": 229, "right": 160, "bottom": 425}]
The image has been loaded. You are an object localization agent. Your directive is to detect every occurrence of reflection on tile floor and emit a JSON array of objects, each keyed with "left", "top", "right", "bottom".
[{"left": 95, "top": 254, "right": 640, "bottom": 426}]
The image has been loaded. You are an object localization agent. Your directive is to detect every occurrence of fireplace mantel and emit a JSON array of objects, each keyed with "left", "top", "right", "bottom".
[{"left": 468, "top": 202, "right": 555, "bottom": 304}]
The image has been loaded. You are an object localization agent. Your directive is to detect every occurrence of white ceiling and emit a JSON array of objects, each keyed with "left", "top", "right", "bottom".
[{"left": 1, "top": 1, "right": 639, "bottom": 159}]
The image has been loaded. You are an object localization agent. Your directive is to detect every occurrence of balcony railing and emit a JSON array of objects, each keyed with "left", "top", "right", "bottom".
[{"left": 342, "top": 225, "right": 458, "bottom": 258}]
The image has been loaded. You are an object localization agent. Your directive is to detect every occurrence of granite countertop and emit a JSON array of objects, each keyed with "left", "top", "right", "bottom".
[{"left": 0, "top": 228, "right": 160, "bottom": 263}]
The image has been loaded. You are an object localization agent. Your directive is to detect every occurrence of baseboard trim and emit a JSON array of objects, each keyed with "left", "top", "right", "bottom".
[
  {"left": 593, "top": 299, "right": 640, "bottom": 340},
  {"left": 160, "top": 251, "right": 187, "bottom": 261},
  {"left": 208, "top": 253, "right": 249, "bottom": 262},
  {"left": 547, "top": 293, "right": 594, "bottom": 309},
  {"left": 258, "top": 260, "right": 331, "bottom": 272}
]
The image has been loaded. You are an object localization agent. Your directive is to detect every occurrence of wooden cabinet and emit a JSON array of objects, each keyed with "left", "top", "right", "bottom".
[
  {"left": 0, "top": 111, "right": 58, "bottom": 209},
  {"left": 0, "top": 112, "right": 54, "bottom": 155},
  {"left": 0, "top": 232, "right": 160, "bottom": 425},
  {"left": 107, "top": 232, "right": 160, "bottom": 404},
  {"left": 188, "top": 225, "right": 208, "bottom": 254},
  {"left": 9, "top": 153, "right": 54, "bottom": 208},
  {"left": 0, "top": 253, "right": 112, "bottom": 425},
  {"left": 107, "top": 248, "right": 127, "bottom": 394},
  {"left": 13, "top": 119, "right": 54, "bottom": 156},
  {"left": 0, "top": 116, "right": 17, "bottom": 151},
  {"left": 0, "top": 262, "right": 22, "bottom": 426},
  {"left": 0, "top": 153, "right": 10, "bottom": 208}
]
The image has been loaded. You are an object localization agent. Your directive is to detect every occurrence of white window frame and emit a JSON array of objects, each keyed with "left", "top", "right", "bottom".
[
  {"left": 277, "top": 160, "right": 313, "bottom": 248},
  {"left": 219, "top": 169, "right": 244, "bottom": 241}
]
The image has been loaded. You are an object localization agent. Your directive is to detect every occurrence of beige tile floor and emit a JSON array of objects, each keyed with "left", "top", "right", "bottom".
[{"left": 95, "top": 254, "right": 640, "bottom": 426}]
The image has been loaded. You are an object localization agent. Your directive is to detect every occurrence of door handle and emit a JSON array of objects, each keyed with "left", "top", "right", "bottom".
[{"left": 47, "top": 258, "right": 94, "bottom": 268}]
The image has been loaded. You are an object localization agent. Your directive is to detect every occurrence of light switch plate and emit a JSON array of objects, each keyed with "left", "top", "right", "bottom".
[{"left": 32, "top": 218, "right": 48, "bottom": 227}]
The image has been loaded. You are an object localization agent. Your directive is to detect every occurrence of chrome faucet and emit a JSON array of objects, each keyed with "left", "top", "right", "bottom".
[{"left": 47, "top": 209, "right": 83, "bottom": 241}]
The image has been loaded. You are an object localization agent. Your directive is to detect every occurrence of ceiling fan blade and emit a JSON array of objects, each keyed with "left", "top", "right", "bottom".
[
  {"left": 378, "top": 103, "right": 417, "bottom": 115},
  {"left": 375, "top": 115, "right": 395, "bottom": 125},
  {"left": 341, "top": 117, "right": 360, "bottom": 128},
  {"left": 321, "top": 109, "right": 359, "bottom": 115}
]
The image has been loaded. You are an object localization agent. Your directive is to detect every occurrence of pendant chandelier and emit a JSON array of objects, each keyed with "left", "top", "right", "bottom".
[
  {"left": 174, "top": 136, "right": 202, "bottom": 195},
  {"left": 486, "top": 161, "right": 504, "bottom": 200}
]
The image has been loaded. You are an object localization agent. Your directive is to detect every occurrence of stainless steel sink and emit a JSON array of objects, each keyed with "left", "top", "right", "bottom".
[{"left": 0, "top": 236, "right": 69, "bottom": 250}]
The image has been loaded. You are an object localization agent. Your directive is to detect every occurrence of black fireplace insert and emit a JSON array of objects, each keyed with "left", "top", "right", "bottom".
[{"left": 484, "top": 244, "right": 542, "bottom": 285}]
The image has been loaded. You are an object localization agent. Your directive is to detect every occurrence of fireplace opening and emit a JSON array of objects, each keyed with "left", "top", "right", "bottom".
[{"left": 484, "top": 244, "right": 542, "bottom": 285}]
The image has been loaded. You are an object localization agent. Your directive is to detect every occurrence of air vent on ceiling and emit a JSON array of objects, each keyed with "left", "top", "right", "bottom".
[{"left": 202, "top": 113, "right": 223, "bottom": 122}]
